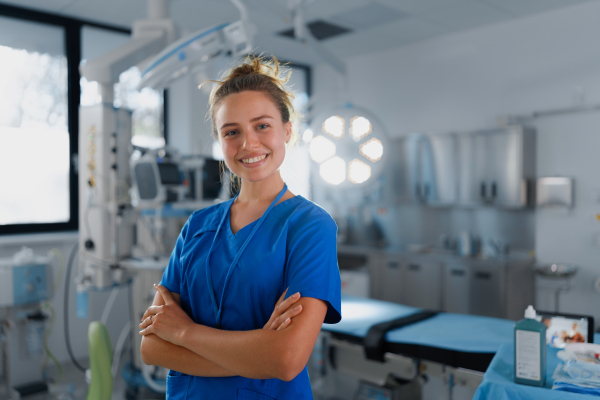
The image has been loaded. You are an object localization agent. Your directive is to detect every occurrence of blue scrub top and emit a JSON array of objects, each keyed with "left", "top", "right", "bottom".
[{"left": 159, "top": 194, "right": 342, "bottom": 400}]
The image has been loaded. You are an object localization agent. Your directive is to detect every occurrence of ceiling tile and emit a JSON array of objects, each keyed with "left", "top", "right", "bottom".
[
  {"left": 253, "top": 32, "right": 322, "bottom": 65},
  {"left": 322, "top": 29, "right": 392, "bottom": 58},
  {"left": 61, "top": 0, "right": 144, "bottom": 27},
  {"left": 303, "top": 0, "right": 373, "bottom": 20},
  {"left": 329, "top": 2, "right": 408, "bottom": 30},
  {"left": 420, "top": 0, "right": 512, "bottom": 31},
  {"left": 369, "top": 17, "right": 449, "bottom": 47},
  {"left": 376, "top": 0, "right": 467, "bottom": 15},
  {"left": 0, "top": 0, "right": 75, "bottom": 14},
  {"left": 480, "top": 0, "right": 590, "bottom": 17}
]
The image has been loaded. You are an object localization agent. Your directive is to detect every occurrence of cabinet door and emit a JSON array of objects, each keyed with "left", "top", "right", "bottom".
[
  {"left": 469, "top": 263, "right": 504, "bottom": 318},
  {"left": 487, "top": 128, "right": 524, "bottom": 207},
  {"left": 379, "top": 255, "right": 404, "bottom": 304},
  {"left": 421, "top": 134, "right": 458, "bottom": 206},
  {"left": 383, "top": 138, "right": 412, "bottom": 203},
  {"left": 442, "top": 259, "right": 470, "bottom": 314},
  {"left": 457, "top": 133, "right": 488, "bottom": 205},
  {"left": 401, "top": 259, "right": 442, "bottom": 310}
]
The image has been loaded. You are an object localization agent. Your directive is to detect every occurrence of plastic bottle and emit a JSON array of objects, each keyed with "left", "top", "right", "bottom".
[{"left": 514, "top": 305, "right": 546, "bottom": 386}]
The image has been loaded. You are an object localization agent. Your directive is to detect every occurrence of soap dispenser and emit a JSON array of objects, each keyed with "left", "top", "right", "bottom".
[{"left": 514, "top": 305, "right": 546, "bottom": 387}]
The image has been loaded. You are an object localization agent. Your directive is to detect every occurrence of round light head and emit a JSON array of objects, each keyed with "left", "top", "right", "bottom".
[
  {"left": 348, "top": 159, "right": 371, "bottom": 184},
  {"left": 309, "top": 105, "right": 388, "bottom": 188},
  {"left": 360, "top": 138, "right": 384, "bottom": 162},
  {"left": 350, "top": 116, "right": 372, "bottom": 142},
  {"left": 309, "top": 135, "right": 336, "bottom": 163},
  {"left": 319, "top": 157, "right": 346, "bottom": 185},
  {"left": 322, "top": 116, "right": 345, "bottom": 139}
]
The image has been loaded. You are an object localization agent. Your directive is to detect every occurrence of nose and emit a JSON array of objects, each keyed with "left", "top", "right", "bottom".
[{"left": 242, "top": 129, "right": 260, "bottom": 150}]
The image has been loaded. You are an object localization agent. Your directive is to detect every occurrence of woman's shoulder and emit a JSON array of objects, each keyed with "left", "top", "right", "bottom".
[{"left": 287, "top": 196, "right": 337, "bottom": 233}]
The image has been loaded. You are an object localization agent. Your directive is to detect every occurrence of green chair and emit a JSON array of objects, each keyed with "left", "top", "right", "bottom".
[{"left": 87, "top": 321, "right": 113, "bottom": 400}]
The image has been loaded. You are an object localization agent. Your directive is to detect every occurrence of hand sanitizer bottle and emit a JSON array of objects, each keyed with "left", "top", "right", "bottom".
[{"left": 514, "top": 305, "right": 546, "bottom": 386}]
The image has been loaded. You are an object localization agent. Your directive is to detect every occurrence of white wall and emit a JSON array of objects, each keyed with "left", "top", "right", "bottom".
[{"left": 314, "top": 1, "right": 600, "bottom": 323}]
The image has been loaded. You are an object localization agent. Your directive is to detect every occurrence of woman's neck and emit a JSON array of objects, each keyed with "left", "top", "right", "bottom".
[{"left": 236, "top": 172, "right": 285, "bottom": 205}]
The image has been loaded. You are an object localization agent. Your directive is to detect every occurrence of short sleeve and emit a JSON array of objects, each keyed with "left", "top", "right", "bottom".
[
  {"left": 159, "top": 218, "right": 190, "bottom": 294},
  {"left": 285, "top": 213, "right": 341, "bottom": 324}
]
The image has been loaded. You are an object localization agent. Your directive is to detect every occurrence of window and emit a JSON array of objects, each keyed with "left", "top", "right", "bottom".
[
  {"left": 0, "top": 4, "right": 130, "bottom": 235},
  {"left": 0, "top": 16, "right": 69, "bottom": 226}
]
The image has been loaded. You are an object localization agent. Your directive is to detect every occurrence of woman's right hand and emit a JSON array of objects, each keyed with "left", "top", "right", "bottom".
[{"left": 263, "top": 288, "right": 303, "bottom": 331}]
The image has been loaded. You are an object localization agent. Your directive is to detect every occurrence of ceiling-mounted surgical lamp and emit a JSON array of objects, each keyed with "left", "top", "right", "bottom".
[{"left": 308, "top": 105, "right": 389, "bottom": 188}]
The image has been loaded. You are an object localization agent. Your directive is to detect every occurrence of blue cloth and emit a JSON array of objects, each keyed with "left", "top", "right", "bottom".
[
  {"left": 323, "top": 295, "right": 514, "bottom": 354},
  {"left": 473, "top": 333, "right": 600, "bottom": 400},
  {"left": 160, "top": 194, "right": 342, "bottom": 400}
]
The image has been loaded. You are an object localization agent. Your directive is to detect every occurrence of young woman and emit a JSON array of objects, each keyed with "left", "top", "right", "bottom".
[{"left": 139, "top": 57, "right": 341, "bottom": 399}]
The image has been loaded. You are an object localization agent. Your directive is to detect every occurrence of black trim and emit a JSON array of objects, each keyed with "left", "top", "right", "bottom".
[
  {"left": 0, "top": 2, "right": 130, "bottom": 235},
  {"left": 163, "top": 88, "right": 169, "bottom": 145},
  {"left": 328, "top": 330, "right": 496, "bottom": 373},
  {"left": 0, "top": 2, "right": 129, "bottom": 33}
]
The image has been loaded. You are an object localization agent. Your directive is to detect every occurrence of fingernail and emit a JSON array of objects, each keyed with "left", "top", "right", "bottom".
[
  {"left": 285, "top": 318, "right": 290, "bottom": 323},
  {"left": 293, "top": 292, "right": 299, "bottom": 299},
  {"left": 295, "top": 305, "right": 301, "bottom": 311},
  {"left": 153, "top": 283, "right": 157, "bottom": 287}
]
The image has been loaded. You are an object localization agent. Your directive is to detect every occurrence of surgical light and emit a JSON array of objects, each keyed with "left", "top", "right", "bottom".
[
  {"left": 302, "top": 128, "right": 314, "bottom": 143},
  {"left": 309, "top": 135, "right": 336, "bottom": 163},
  {"left": 348, "top": 159, "right": 371, "bottom": 184},
  {"left": 319, "top": 157, "right": 346, "bottom": 185},
  {"left": 350, "top": 116, "right": 372, "bottom": 141},
  {"left": 360, "top": 138, "right": 383, "bottom": 162},
  {"left": 322, "top": 116, "right": 344, "bottom": 139}
]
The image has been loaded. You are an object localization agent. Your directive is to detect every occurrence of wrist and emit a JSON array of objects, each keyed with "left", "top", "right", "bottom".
[{"left": 178, "top": 321, "right": 198, "bottom": 347}]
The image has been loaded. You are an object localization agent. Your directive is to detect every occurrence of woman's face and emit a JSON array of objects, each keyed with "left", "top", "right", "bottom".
[{"left": 215, "top": 91, "right": 291, "bottom": 184}]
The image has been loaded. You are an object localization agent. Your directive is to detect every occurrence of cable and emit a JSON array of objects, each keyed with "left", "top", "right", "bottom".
[
  {"left": 100, "top": 286, "right": 119, "bottom": 326},
  {"left": 64, "top": 243, "right": 87, "bottom": 373},
  {"left": 41, "top": 302, "right": 63, "bottom": 384}
]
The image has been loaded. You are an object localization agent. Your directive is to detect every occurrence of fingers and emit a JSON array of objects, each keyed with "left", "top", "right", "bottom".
[
  {"left": 141, "top": 305, "right": 162, "bottom": 321},
  {"left": 276, "top": 292, "right": 300, "bottom": 315},
  {"left": 139, "top": 315, "right": 153, "bottom": 330},
  {"left": 277, "top": 318, "right": 291, "bottom": 330},
  {"left": 154, "top": 284, "right": 175, "bottom": 305},
  {"left": 275, "top": 288, "right": 289, "bottom": 307},
  {"left": 139, "top": 323, "right": 154, "bottom": 336},
  {"left": 270, "top": 304, "right": 303, "bottom": 330}
]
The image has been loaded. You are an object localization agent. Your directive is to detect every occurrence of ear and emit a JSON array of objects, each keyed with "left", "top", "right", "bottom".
[{"left": 284, "top": 121, "right": 292, "bottom": 144}]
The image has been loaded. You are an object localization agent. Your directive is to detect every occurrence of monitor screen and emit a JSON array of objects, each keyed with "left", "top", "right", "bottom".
[
  {"left": 157, "top": 163, "right": 181, "bottom": 185},
  {"left": 537, "top": 311, "right": 594, "bottom": 348}
]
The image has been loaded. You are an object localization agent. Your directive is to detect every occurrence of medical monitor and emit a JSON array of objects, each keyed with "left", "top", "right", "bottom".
[{"left": 536, "top": 310, "right": 594, "bottom": 348}]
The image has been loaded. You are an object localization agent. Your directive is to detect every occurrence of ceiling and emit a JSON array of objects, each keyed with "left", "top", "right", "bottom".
[{"left": 0, "top": 0, "right": 595, "bottom": 65}]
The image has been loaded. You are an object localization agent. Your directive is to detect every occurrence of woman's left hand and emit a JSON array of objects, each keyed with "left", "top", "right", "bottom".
[{"left": 139, "top": 284, "right": 195, "bottom": 346}]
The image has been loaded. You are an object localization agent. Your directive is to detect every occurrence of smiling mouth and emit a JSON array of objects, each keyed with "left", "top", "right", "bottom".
[{"left": 240, "top": 154, "right": 268, "bottom": 164}]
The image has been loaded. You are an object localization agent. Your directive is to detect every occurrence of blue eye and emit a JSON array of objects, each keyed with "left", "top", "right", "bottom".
[
  {"left": 224, "top": 130, "right": 238, "bottom": 137},
  {"left": 257, "top": 123, "right": 269, "bottom": 130}
]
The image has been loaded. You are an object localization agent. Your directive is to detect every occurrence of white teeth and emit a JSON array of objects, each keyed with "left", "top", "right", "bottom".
[{"left": 242, "top": 154, "right": 267, "bottom": 164}]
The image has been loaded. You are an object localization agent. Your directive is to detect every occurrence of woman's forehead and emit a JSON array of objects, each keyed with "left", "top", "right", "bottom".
[{"left": 216, "top": 91, "right": 279, "bottom": 123}]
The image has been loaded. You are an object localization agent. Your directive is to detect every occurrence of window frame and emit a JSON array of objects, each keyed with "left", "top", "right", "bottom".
[{"left": 0, "top": 3, "right": 130, "bottom": 235}]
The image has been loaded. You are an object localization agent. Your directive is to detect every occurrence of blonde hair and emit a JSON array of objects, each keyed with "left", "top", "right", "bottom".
[{"left": 206, "top": 55, "right": 299, "bottom": 144}]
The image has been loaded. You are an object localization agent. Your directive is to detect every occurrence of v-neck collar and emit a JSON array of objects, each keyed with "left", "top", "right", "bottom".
[{"left": 225, "top": 194, "right": 302, "bottom": 241}]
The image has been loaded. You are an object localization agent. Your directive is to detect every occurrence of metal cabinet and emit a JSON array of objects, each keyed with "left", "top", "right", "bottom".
[
  {"left": 441, "top": 256, "right": 535, "bottom": 319},
  {"left": 406, "top": 133, "right": 458, "bottom": 206},
  {"left": 442, "top": 258, "right": 470, "bottom": 314},
  {"left": 376, "top": 253, "right": 443, "bottom": 311},
  {"left": 457, "top": 126, "right": 535, "bottom": 208}
]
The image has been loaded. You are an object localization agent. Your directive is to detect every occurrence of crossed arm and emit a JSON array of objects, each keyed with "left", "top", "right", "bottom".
[{"left": 139, "top": 285, "right": 327, "bottom": 381}]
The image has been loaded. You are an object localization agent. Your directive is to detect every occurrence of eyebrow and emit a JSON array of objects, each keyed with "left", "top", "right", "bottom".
[{"left": 219, "top": 115, "right": 275, "bottom": 130}]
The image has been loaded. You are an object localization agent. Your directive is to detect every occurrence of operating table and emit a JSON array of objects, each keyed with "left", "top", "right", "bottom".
[{"left": 311, "top": 295, "right": 515, "bottom": 399}]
